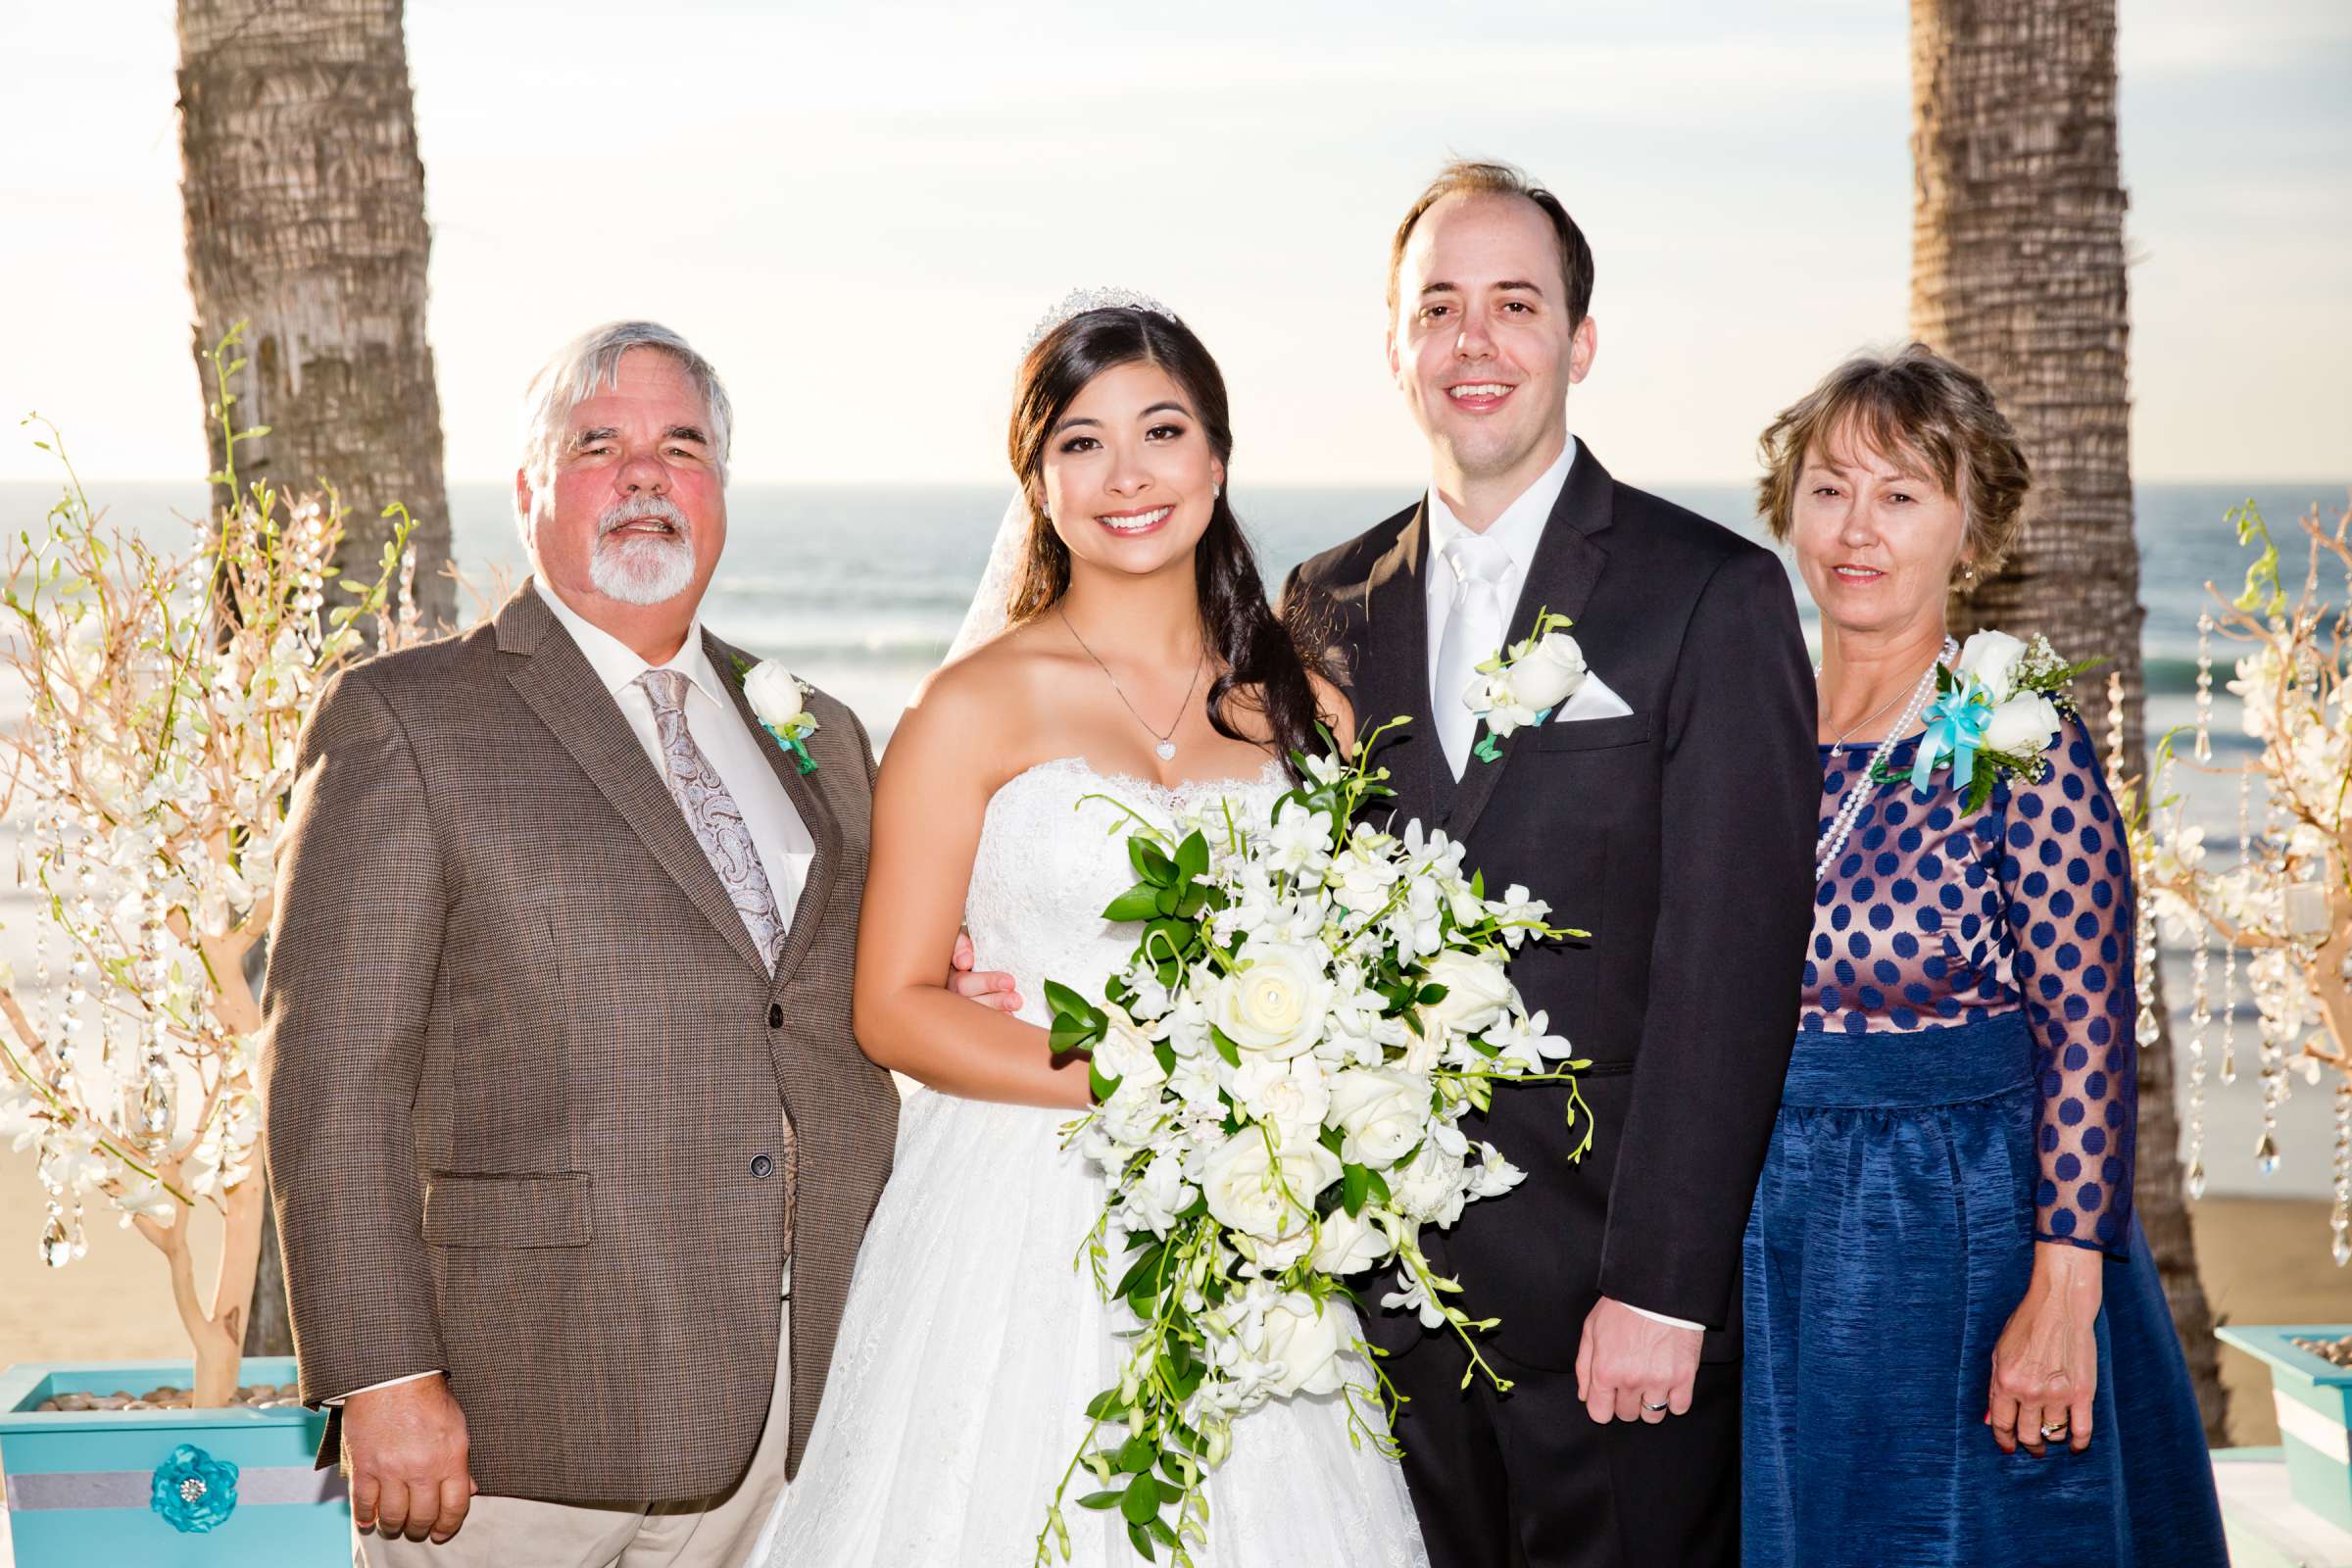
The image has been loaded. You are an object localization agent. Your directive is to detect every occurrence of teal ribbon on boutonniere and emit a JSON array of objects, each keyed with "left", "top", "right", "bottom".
[{"left": 731, "top": 655, "right": 820, "bottom": 775}]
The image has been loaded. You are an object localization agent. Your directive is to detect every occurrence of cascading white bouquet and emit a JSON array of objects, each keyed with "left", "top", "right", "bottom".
[{"left": 1033, "top": 722, "right": 1589, "bottom": 1565}]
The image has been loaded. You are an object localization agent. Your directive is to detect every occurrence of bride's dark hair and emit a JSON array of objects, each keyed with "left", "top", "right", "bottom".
[{"left": 1006, "top": 307, "right": 1332, "bottom": 772}]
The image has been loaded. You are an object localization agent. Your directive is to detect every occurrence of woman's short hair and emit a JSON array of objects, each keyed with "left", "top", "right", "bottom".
[{"left": 1755, "top": 342, "right": 2031, "bottom": 577}]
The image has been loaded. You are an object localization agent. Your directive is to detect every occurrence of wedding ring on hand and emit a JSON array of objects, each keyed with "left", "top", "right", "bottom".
[
  {"left": 1642, "top": 1400, "right": 1671, "bottom": 1413},
  {"left": 2039, "top": 1421, "right": 2070, "bottom": 1442}
]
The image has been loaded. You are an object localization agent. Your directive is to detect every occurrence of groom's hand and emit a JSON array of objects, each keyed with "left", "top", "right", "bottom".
[
  {"left": 345, "top": 1373, "right": 476, "bottom": 1544},
  {"left": 1575, "top": 1296, "right": 1700, "bottom": 1425},
  {"left": 948, "top": 929, "right": 1022, "bottom": 1012}
]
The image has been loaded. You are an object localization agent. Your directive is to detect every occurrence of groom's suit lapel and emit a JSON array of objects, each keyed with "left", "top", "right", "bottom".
[
  {"left": 1351, "top": 503, "right": 1446, "bottom": 832},
  {"left": 1444, "top": 449, "right": 1616, "bottom": 845}
]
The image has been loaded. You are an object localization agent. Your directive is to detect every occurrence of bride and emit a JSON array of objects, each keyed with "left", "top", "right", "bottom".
[{"left": 756, "top": 293, "right": 1430, "bottom": 1566}]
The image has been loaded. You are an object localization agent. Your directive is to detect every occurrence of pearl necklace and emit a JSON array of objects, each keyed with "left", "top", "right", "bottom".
[{"left": 1814, "top": 637, "right": 1956, "bottom": 883}]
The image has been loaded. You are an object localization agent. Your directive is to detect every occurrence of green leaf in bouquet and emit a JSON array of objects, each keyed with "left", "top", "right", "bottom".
[
  {"left": 1113, "top": 1244, "right": 1168, "bottom": 1298},
  {"left": 1043, "top": 979, "right": 1096, "bottom": 1021},
  {"left": 1342, "top": 1162, "right": 1372, "bottom": 1216},
  {"left": 1208, "top": 1024, "right": 1243, "bottom": 1066},
  {"left": 1116, "top": 1436, "right": 1157, "bottom": 1475},
  {"left": 1084, "top": 1388, "right": 1128, "bottom": 1420},
  {"left": 1366, "top": 1168, "right": 1393, "bottom": 1208},
  {"left": 1128, "top": 1520, "right": 1158, "bottom": 1560},
  {"left": 1121, "top": 1473, "right": 1163, "bottom": 1523},
  {"left": 1152, "top": 1041, "right": 1177, "bottom": 1076},
  {"left": 1088, "top": 1057, "right": 1123, "bottom": 1102},
  {"left": 1158, "top": 1450, "right": 1199, "bottom": 1490},
  {"left": 1154, "top": 881, "right": 1182, "bottom": 916},
  {"left": 1130, "top": 837, "right": 1175, "bottom": 883},
  {"left": 1318, "top": 1124, "right": 1347, "bottom": 1156},
  {"left": 1052, "top": 1010, "right": 1106, "bottom": 1054},
  {"left": 1418, "top": 982, "right": 1449, "bottom": 1005},
  {"left": 1103, "top": 882, "right": 1162, "bottom": 922},
  {"left": 1174, "top": 830, "right": 1209, "bottom": 885},
  {"left": 1146, "top": 1515, "right": 1179, "bottom": 1548},
  {"left": 1077, "top": 1490, "right": 1126, "bottom": 1511}
]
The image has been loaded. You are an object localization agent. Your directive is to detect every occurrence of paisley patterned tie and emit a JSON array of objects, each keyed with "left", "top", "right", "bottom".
[{"left": 638, "top": 668, "right": 788, "bottom": 972}]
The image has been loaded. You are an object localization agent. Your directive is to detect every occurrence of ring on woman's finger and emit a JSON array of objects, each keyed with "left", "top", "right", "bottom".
[
  {"left": 1642, "top": 1399, "right": 1670, "bottom": 1413},
  {"left": 2039, "top": 1421, "right": 2070, "bottom": 1442}
]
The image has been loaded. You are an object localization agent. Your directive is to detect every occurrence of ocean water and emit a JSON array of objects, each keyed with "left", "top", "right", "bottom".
[{"left": 11, "top": 477, "right": 2336, "bottom": 744}]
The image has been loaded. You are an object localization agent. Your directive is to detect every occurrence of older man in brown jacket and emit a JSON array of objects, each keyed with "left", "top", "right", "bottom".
[{"left": 262, "top": 321, "right": 988, "bottom": 1567}]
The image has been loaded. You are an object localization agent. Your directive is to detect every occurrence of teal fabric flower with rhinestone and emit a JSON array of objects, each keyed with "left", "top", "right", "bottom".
[{"left": 151, "top": 1442, "right": 239, "bottom": 1533}]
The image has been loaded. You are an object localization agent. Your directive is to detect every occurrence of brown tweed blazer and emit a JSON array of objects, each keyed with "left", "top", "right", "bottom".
[{"left": 261, "top": 582, "right": 899, "bottom": 1503}]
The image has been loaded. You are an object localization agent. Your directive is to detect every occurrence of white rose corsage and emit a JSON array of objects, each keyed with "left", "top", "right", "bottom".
[
  {"left": 1465, "top": 607, "right": 1586, "bottom": 762},
  {"left": 1875, "top": 629, "right": 2097, "bottom": 809},
  {"left": 734, "top": 656, "right": 820, "bottom": 775}
]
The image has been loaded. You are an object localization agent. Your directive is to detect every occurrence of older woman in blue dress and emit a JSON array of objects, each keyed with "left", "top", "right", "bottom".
[{"left": 1740, "top": 343, "right": 2227, "bottom": 1566}]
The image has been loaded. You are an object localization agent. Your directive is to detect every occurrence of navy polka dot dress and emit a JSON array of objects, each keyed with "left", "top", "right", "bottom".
[
  {"left": 1741, "top": 715, "right": 2225, "bottom": 1567},
  {"left": 1803, "top": 720, "right": 2136, "bottom": 1250}
]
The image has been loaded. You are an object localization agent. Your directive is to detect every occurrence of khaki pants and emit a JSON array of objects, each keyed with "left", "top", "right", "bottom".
[{"left": 357, "top": 1299, "right": 791, "bottom": 1568}]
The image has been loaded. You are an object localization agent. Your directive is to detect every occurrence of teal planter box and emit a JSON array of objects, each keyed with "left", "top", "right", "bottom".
[
  {"left": 2217, "top": 1325, "right": 2352, "bottom": 1536},
  {"left": 0, "top": 1358, "right": 347, "bottom": 1567}
]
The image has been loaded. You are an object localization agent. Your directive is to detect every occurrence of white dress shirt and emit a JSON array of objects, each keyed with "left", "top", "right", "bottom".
[
  {"left": 332, "top": 583, "right": 815, "bottom": 1405},
  {"left": 532, "top": 579, "right": 814, "bottom": 928},
  {"left": 1423, "top": 438, "right": 1577, "bottom": 700},
  {"left": 1422, "top": 442, "right": 1703, "bottom": 1338}
]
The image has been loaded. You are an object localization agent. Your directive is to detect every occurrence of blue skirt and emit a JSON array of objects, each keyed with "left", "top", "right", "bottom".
[{"left": 1740, "top": 1015, "right": 2227, "bottom": 1567}]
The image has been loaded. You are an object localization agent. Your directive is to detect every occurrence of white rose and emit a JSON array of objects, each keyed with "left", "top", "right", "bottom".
[
  {"left": 1954, "top": 630, "right": 2027, "bottom": 702},
  {"left": 1212, "top": 943, "right": 1333, "bottom": 1059},
  {"left": 1512, "top": 630, "right": 1588, "bottom": 711},
  {"left": 1199, "top": 1130, "right": 1342, "bottom": 1246},
  {"left": 1980, "top": 691, "right": 2060, "bottom": 758},
  {"left": 1092, "top": 1008, "right": 1167, "bottom": 1094},
  {"left": 1308, "top": 1205, "right": 1395, "bottom": 1274},
  {"left": 1231, "top": 1054, "right": 1332, "bottom": 1143},
  {"left": 1421, "top": 950, "right": 1512, "bottom": 1038},
  {"left": 1326, "top": 1067, "right": 1430, "bottom": 1168},
  {"left": 1259, "top": 1293, "right": 1353, "bottom": 1397},
  {"left": 742, "top": 660, "right": 811, "bottom": 729}
]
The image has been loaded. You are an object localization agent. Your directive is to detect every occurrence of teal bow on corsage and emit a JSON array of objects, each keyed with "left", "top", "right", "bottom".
[{"left": 1911, "top": 677, "right": 1993, "bottom": 795}]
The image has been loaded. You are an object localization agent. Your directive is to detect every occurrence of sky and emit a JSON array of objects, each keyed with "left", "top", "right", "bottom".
[{"left": 2, "top": 0, "right": 2346, "bottom": 491}]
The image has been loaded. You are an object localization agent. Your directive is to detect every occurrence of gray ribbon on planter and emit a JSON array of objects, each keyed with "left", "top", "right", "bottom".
[{"left": 6, "top": 1465, "right": 347, "bottom": 1508}]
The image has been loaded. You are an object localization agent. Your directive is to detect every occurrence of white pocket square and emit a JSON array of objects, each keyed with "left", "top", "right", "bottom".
[{"left": 1551, "top": 672, "right": 1634, "bottom": 722}]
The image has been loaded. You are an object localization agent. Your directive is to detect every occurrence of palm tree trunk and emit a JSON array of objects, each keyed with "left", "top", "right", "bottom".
[
  {"left": 1911, "top": 0, "right": 2228, "bottom": 1439},
  {"left": 176, "top": 0, "right": 453, "bottom": 629},
  {"left": 177, "top": 0, "right": 452, "bottom": 1358}
]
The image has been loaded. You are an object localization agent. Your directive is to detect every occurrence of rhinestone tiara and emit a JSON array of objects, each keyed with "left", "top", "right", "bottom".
[{"left": 1019, "top": 286, "right": 1179, "bottom": 356}]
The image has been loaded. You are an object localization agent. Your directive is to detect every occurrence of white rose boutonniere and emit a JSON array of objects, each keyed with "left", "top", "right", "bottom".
[
  {"left": 1465, "top": 608, "right": 1585, "bottom": 761},
  {"left": 736, "top": 657, "right": 820, "bottom": 774}
]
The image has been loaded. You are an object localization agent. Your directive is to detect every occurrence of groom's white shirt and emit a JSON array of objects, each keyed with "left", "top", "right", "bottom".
[
  {"left": 332, "top": 582, "right": 815, "bottom": 1405},
  {"left": 1422, "top": 439, "right": 1703, "bottom": 1337}
]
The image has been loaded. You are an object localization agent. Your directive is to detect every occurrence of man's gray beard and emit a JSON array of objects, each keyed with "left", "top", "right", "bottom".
[{"left": 589, "top": 500, "right": 698, "bottom": 606}]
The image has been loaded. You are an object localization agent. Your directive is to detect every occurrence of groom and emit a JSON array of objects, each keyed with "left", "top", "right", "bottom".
[
  {"left": 1288, "top": 164, "right": 1817, "bottom": 1565},
  {"left": 263, "top": 321, "right": 1004, "bottom": 1565}
]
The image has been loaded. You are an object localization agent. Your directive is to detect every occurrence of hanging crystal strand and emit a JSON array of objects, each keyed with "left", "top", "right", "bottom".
[
  {"left": 2105, "top": 668, "right": 2129, "bottom": 791},
  {"left": 2194, "top": 611, "right": 2216, "bottom": 763},
  {"left": 133, "top": 827, "right": 173, "bottom": 1151},
  {"left": 2330, "top": 1081, "right": 2350, "bottom": 1267},
  {"left": 2186, "top": 903, "right": 2213, "bottom": 1200},
  {"left": 2254, "top": 781, "right": 2289, "bottom": 1177},
  {"left": 36, "top": 1134, "right": 73, "bottom": 1269},
  {"left": 2225, "top": 771, "right": 2251, "bottom": 1087}
]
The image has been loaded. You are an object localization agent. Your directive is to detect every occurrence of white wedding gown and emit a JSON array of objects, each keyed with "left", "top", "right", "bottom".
[{"left": 757, "top": 756, "right": 1429, "bottom": 1567}]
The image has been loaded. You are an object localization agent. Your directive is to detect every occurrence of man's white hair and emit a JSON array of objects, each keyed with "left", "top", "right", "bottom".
[{"left": 516, "top": 320, "right": 733, "bottom": 535}]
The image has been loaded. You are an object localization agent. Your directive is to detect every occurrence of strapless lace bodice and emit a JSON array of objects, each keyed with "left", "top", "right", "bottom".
[{"left": 965, "top": 756, "right": 1289, "bottom": 1022}]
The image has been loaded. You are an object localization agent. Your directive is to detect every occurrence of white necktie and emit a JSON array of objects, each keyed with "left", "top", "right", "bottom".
[{"left": 1435, "top": 532, "right": 1512, "bottom": 778}]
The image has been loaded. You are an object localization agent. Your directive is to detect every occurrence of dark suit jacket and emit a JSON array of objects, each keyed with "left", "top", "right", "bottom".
[
  {"left": 260, "top": 583, "right": 899, "bottom": 1501},
  {"left": 1288, "top": 447, "right": 1815, "bottom": 1370}
]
